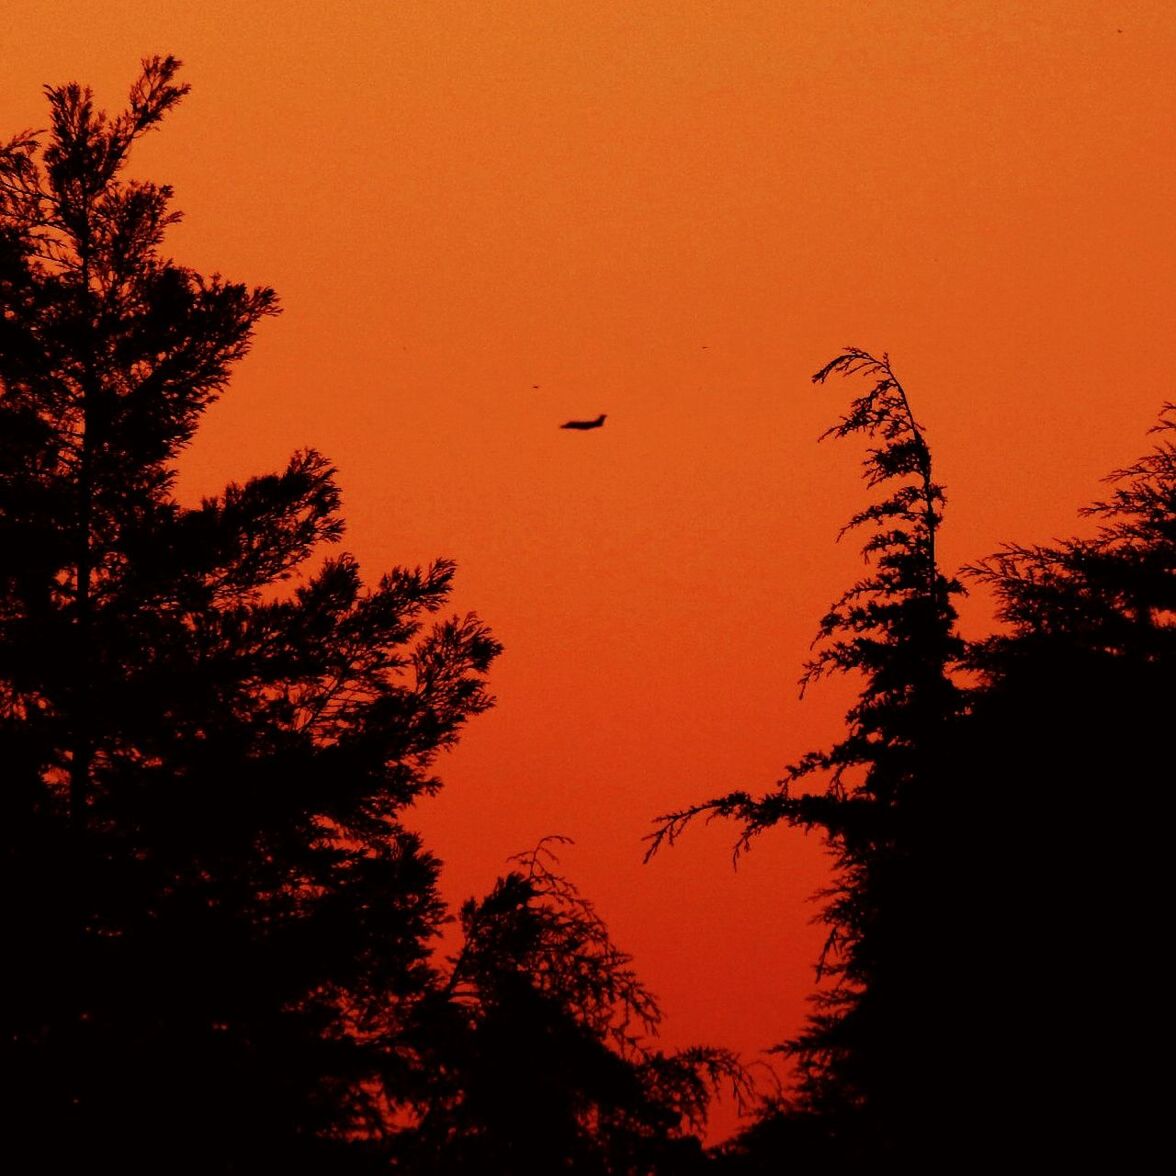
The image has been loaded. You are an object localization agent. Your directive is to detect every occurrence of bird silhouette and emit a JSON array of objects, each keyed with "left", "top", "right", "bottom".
[{"left": 559, "top": 413, "right": 607, "bottom": 430}]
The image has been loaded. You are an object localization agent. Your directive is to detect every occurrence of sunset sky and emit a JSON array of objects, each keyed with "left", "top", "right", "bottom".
[{"left": 5, "top": 0, "right": 1174, "bottom": 1137}]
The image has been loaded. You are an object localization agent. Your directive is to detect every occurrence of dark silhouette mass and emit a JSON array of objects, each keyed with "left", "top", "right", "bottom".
[
  {"left": 404, "top": 837, "right": 747, "bottom": 1172},
  {"left": 0, "top": 56, "right": 502, "bottom": 1169},
  {"left": 560, "top": 412, "right": 608, "bottom": 430},
  {"left": 651, "top": 348, "right": 965, "bottom": 1163},
  {"left": 949, "top": 401, "right": 1175, "bottom": 1168},
  {"left": 654, "top": 353, "right": 1174, "bottom": 1168},
  {"left": 4, "top": 51, "right": 1171, "bottom": 1175},
  {"left": 1, "top": 58, "right": 738, "bottom": 1171}
]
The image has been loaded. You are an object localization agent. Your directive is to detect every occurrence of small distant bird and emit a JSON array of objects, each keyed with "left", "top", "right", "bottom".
[
  {"left": 560, "top": 413, "right": 607, "bottom": 430},
  {"left": 532, "top": 384, "right": 541, "bottom": 389}
]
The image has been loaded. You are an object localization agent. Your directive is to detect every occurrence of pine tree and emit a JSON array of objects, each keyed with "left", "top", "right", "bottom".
[
  {"left": 403, "top": 838, "right": 747, "bottom": 1173},
  {"left": 651, "top": 348, "right": 964, "bottom": 1158},
  {"left": 955, "top": 403, "right": 1175, "bottom": 1165},
  {"left": 1, "top": 58, "right": 499, "bottom": 1169},
  {"left": 969, "top": 400, "right": 1175, "bottom": 661}
]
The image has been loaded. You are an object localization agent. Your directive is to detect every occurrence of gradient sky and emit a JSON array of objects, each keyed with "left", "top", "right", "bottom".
[{"left": 5, "top": 0, "right": 1174, "bottom": 1138}]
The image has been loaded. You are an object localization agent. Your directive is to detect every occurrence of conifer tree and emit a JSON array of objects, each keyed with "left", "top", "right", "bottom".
[
  {"left": 969, "top": 400, "right": 1175, "bottom": 662},
  {"left": 955, "top": 403, "right": 1175, "bottom": 1165},
  {"left": 404, "top": 838, "right": 747, "bottom": 1174},
  {"left": 651, "top": 349, "right": 964, "bottom": 1158},
  {"left": 0, "top": 58, "right": 499, "bottom": 1169}
]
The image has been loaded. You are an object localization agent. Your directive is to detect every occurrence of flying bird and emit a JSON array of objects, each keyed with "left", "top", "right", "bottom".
[{"left": 559, "top": 413, "right": 607, "bottom": 430}]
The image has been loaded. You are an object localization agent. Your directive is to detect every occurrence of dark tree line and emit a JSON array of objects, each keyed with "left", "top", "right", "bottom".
[
  {"left": 653, "top": 354, "right": 1173, "bottom": 1166},
  {"left": 3, "top": 58, "right": 1170, "bottom": 1172},
  {"left": 0, "top": 60, "right": 736, "bottom": 1173}
]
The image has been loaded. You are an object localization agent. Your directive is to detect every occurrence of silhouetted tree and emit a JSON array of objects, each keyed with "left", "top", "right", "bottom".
[
  {"left": 400, "top": 838, "right": 747, "bottom": 1174},
  {"left": 952, "top": 402, "right": 1176, "bottom": 1165},
  {"left": 0, "top": 59, "right": 500, "bottom": 1170},
  {"left": 651, "top": 349, "right": 964, "bottom": 1160},
  {"left": 969, "top": 400, "right": 1175, "bottom": 660}
]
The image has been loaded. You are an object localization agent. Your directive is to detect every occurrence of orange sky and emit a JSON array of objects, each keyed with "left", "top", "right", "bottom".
[{"left": 5, "top": 0, "right": 1175, "bottom": 1139}]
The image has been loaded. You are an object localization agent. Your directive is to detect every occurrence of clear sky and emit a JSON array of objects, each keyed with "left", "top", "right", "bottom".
[{"left": 5, "top": 0, "right": 1174, "bottom": 1138}]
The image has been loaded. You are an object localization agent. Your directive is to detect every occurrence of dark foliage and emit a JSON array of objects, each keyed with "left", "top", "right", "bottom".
[
  {"left": 951, "top": 403, "right": 1175, "bottom": 1164},
  {"left": 400, "top": 838, "right": 749, "bottom": 1173},
  {"left": 651, "top": 349, "right": 965, "bottom": 1160},
  {"left": 0, "top": 59, "right": 500, "bottom": 1170},
  {"left": 2, "top": 60, "right": 744, "bottom": 1172},
  {"left": 968, "top": 400, "right": 1175, "bottom": 656},
  {"left": 669, "top": 363, "right": 1172, "bottom": 1166}
]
